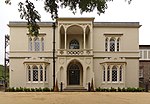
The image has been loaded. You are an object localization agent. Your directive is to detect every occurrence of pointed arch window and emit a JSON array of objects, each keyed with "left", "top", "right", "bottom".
[
  {"left": 107, "top": 66, "right": 110, "bottom": 81},
  {"left": 102, "top": 66, "right": 105, "bottom": 81},
  {"left": 32, "top": 65, "right": 38, "bottom": 81},
  {"left": 29, "top": 37, "right": 32, "bottom": 51},
  {"left": 119, "top": 66, "right": 123, "bottom": 81},
  {"left": 34, "top": 37, "right": 40, "bottom": 51},
  {"left": 112, "top": 66, "right": 117, "bottom": 82},
  {"left": 40, "top": 65, "right": 43, "bottom": 81},
  {"left": 27, "top": 65, "right": 31, "bottom": 81},
  {"left": 117, "top": 38, "right": 120, "bottom": 51},
  {"left": 41, "top": 37, "right": 44, "bottom": 51},
  {"left": 105, "top": 38, "right": 108, "bottom": 51},
  {"left": 69, "top": 39, "right": 79, "bottom": 49},
  {"left": 110, "top": 38, "right": 115, "bottom": 52}
]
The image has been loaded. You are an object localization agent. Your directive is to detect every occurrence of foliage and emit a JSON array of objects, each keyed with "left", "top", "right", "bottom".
[
  {"left": 5, "top": 0, "right": 132, "bottom": 37},
  {"left": 18, "top": 0, "right": 41, "bottom": 36},
  {"left": 96, "top": 87, "right": 145, "bottom": 92},
  {"left": 6, "top": 87, "right": 53, "bottom": 92}
]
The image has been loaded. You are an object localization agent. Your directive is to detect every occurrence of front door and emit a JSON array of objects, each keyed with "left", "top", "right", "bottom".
[{"left": 68, "top": 64, "right": 80, "bottom": 85}]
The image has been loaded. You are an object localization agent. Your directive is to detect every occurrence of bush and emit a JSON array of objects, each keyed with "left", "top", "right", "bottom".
[
  {"left": 24, "top": 88, "right": 31, "bottom": 92},
  {"left": 96, "top": 87, "right": 145, "bottom": 92},
  {"left": 31, "top": 88, "right": 35, "bottom": 92},
  {"left": 43, "top": 87, "right": 50, "bottom": 92}
]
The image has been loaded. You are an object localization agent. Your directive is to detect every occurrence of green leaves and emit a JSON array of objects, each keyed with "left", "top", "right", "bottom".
[{"left": 18, "top": 0, "right": 41, "bottom": 36}]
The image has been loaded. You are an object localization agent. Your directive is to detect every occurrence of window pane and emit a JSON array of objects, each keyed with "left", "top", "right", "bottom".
[
  {"left": 28, "top": 70, "right": 31, "bottom": 81},
  {"left": 40, "top": 69, "right": 43, "bottom": 81},
  {"left": 105, "top": 38, "right": 108, "bottom": 51},
  {"left": 107, "top": 67, "right": 110, "bottom": 81},
  {"left": 112, "top": 66, "right": 117, "bottom": 82},
  {"left": 103, "top": 66, "right": 105, "bottom": 81},
  {"left": 29, "top": 38, "right": 32, "bottom": 51},
  {"left": 110, "top": 38, "right": 115, "bottom": 52},
  {"left": 69, "top": 39, "right": 79, "bottom": 49},
  {"left": 41, "top": 38, "right": 44, "bottom": 51},
  {"left": 119, "top": 66, "right": 122, "bottom": 81},
  {"left": 45, "top": 68, "right": 47, "bottom": 81},
  {"left": 33, "top": 69, "right": 38, "bottom": 81},
  {"left": 34, "top": 38, "right": 40, "bottom": 51},
  {"left": 144, "top": 50, "right": 147, "bottom": 59},
  {"left": 117, "top": 38, "right": 119, "bottom": 51}
]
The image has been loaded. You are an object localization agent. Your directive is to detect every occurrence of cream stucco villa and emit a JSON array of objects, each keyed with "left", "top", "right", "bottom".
[{"left": 9, "top": 17, "right": 141, "bottom": 90}]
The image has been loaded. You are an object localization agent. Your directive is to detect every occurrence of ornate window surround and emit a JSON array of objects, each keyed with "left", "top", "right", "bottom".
[
  {"left": 28, "top": 34, "right": 45, "bottom": 52},
  {"left": 101, "top": 63, "right": 125, "bottom": 84},
  {"left": 26, "top": 64, "right": 48, "bottom": 83},
  {"left": 104, "top": 34, "right": 123, "bottom": 52}
]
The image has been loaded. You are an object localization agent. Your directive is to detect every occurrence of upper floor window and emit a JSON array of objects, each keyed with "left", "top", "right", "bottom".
[
  {"left": 105, "top": 37, "right": 120, "bottom": 52},
  {"left": 69, "top": 39, "right": 79, "bottom": 49},
  {"left": 110, "top": 38, "right": 115, "bottom": 52},
  {"left": 28, "top": 36, "right": 44, "bottom": 52},
  {"left": 34, "top": 37, "right": 40, "bottom": 51}
]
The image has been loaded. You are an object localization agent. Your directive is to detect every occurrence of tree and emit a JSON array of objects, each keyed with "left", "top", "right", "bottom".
[{"left": 5, "top": 0, "right": 132, "bottom": 36}]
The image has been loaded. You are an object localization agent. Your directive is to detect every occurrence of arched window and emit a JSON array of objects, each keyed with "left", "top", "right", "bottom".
[
  {"left": 119, "top": 66, "right": 123, "bottom": 81},
  {"left": 107, "top": 66, "right": 110, "bottom": 81},
  {"left": 69, "top": 39, "right": 79, "bottom": 49},
  {"left": 34, "top": 37, "right": 40, "bottom": 51},
  {"left": 40, "top": 65, "right": 43, "bottom": 81},
  {"left": 112, "top": 66, "right": 117, "bottom": 82},
  {"left": 110, "top": 38, "right": 115, "bottom": 52},
  {"left": 29, "top": 37, "right": 32, "bottom": 51},
  {"left": 32, "top": 65, "right": 38, "bottom": 81},
  {"left": 27, "top": 65, "right": 31, "bottom": 81},
  {"left": 102, "top": 66, "right": 105, "bottom": 82},
  {"left": 105, "top": 38, "right": 108, "bottom": 51},
  {"left": 41, "top": 37, "right": 44, "bottom": 51},
  {"left": 69, "top": 64, "right": 79, "bottom": 70},
  {"left": 117, "top": 38, "right": 120, "bottom": 51}
]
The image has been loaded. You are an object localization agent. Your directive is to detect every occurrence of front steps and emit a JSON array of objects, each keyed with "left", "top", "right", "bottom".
[{"left": 63, "top": 86, "right": 87, "bottom": 92}]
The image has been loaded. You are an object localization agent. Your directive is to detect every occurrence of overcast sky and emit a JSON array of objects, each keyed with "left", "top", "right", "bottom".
[{"left": 0, "top": 0, "right": 150, "bottom": 65}]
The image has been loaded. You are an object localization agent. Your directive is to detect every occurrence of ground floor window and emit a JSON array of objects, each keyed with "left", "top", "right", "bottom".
[
  {"left": 102, "top": 63, "right": 125, "bottom": 83},
  {"left": 26, "top": 64, "right": 48, "bottom": 83}
]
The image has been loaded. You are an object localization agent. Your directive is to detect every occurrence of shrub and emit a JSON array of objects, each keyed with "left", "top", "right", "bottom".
[
  {"left": 24, "top": 88, "right": 31, "bottom": 92},
  {"left": 43, "top": 87, "right": 50, "bottom": 92},
  {"left": 31, "top": 88, "right": 35, "bottom": 92}
]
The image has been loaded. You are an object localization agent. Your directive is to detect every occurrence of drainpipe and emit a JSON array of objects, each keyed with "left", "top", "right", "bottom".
[{"left": 52, "top": 22, "right": 56, "bottom": 90}]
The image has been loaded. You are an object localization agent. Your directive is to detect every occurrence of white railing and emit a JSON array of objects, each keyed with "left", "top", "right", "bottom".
[{"left": 57, "top": 49, "right": 93, "bottom": 56}]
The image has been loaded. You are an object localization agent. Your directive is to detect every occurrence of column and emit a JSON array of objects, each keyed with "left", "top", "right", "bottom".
[
  {"left": 64, "top": 27, "right": 67, "bottom": 49},
  {"left": 117, "top": 65, "right": 120, "bottom": 83},
  {"left": 110, "top": 65, "right": 112, "bottom": 83},
  {"left": 43, "top": 64, "right": 45, "bottom": 87},
  {"left": 90, "top": 25, "right": 93, "bottom": 49},
  {"left": 104, "top": 64, "right": 108, "bottom": 84},
  {"left": 123, "top": 64, "right": 126, "bottom": 87},
  {"left": 83, "top": 27, "right": 86, "bottom": 49}
]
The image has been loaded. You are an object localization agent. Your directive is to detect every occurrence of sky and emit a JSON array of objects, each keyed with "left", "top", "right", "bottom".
[{"left": 0, "top": 0, "right": 150, "bottom": 65}]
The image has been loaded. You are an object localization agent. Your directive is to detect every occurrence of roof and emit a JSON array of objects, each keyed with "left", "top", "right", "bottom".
[{"left": 8, "top": 17, "right": 141, "bottom": 28}]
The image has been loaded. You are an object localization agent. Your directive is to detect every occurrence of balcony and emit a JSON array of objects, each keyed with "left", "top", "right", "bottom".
[{"left": 57, "top": 49, "right": 93, "bottom": 56}]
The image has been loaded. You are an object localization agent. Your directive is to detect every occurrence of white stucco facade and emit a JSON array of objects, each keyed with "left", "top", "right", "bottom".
[{"left": 9, "top": 17, "right": 141, "bottom": 90}]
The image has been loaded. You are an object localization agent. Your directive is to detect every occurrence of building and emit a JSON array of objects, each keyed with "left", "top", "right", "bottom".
[
  {"left": 139, "top": 45, "right": 150, "bottom": 89},
  {"left": 9, "top": 17, "right": 141, "bottom": 90}
]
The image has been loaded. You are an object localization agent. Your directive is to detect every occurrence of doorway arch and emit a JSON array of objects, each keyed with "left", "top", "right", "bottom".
[{"left": 67, "top": 60, "right": 83, "bottom": 85}]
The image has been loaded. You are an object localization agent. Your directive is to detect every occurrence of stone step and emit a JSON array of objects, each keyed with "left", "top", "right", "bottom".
[{"left": 63, "top": 86, "right": 87, "bottom": 92}]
